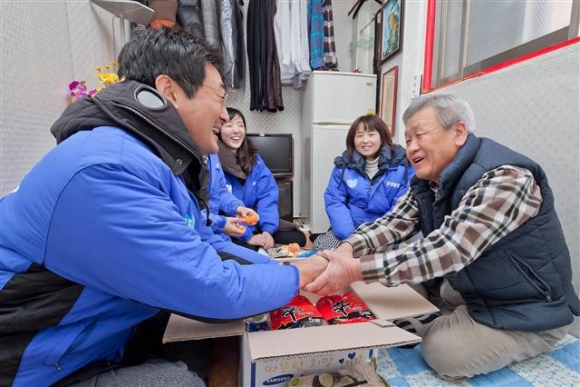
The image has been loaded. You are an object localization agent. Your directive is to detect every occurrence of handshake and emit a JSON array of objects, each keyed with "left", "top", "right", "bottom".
[{"left": 291, "top": 244, "right": 364, "bottom": 295}]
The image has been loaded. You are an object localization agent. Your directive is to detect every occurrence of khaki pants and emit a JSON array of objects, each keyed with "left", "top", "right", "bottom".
[{"left": 417, "top": 280, "right": 569, "bottom": 381}]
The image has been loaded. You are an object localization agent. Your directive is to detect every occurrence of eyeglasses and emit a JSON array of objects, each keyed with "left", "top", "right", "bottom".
[{"left": 203, "top": 83, "right": 228, "bottom": 102}]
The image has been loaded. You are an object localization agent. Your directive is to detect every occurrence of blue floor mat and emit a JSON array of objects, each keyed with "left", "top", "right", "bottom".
[{"left": 376, "top": 335, "right": 580, "bottom": 386}]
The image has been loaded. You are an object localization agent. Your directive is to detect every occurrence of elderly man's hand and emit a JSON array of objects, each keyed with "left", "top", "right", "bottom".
[
  {"left": 303, "top": 248, "right": 362, "bottom": 295},
  {"left": 292, "top": 255, "right": 330, "bottom": 289}
]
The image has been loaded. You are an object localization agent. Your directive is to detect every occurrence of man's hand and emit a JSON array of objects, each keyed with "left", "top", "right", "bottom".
[
  {"left": 222, "top": 217, "right": 246, "bottom": 237},
  {"left": 303, "top": 248, "right": 363, "bottom": 295},
  {"left": 292, "top": 255, "right": 329, "bottom": 289},
  {"left": 335, "top": 242, "right": 354, "bottom": 257}
]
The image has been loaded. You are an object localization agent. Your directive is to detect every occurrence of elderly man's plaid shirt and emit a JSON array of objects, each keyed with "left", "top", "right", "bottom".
[{"left": 345, "top": 166, "right": 542, "bottom": 286}]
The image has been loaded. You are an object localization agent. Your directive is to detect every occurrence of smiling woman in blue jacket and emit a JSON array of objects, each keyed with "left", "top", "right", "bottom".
[
  {"left": 315, "top": 115, "right": 414, "bottom": 250},
  {"left": 217, "top": 108, "right": 306, "bottom": 250}
]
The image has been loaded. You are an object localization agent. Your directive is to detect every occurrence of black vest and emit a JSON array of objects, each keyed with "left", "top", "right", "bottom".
[{"left": 411, "top": 134, "right": 580, "bottom": 331}]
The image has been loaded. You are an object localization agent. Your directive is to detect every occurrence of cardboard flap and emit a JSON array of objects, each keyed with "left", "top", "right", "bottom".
[
  {"left": 370, "top": 319, "right": 395, "bottom": 328},
  {"left": 247, "top": 322, "right": 420, "bottom": 360},
  {"left": 163, "top": 314, "right": 244, "bottom": 343},
  {"left": 348, "top": 282, "right": 439, "bottom": 320}
]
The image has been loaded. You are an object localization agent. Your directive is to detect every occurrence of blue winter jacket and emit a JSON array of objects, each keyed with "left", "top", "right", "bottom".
[
  {"left": 204, "top": 153, "right": 245, "bottom": 239},
  {"left": 324, "top": 145, "right": 414, "bottom": 240},
  {"left": 222, "top": 155, "right": 280, "bottom": 240},
  {"left": 0, "top": 81, "right": 298, "bottom": 386}
]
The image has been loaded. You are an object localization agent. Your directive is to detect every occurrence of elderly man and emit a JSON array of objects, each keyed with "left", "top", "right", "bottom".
[{"left": 305, "top": 94, "right": 580, "bottom": 380}]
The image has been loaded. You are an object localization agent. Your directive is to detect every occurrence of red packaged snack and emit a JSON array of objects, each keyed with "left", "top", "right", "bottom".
[
  {"left": 269, "top": 295, "right": 327, "bottom": 330},
  {"left": 316, "top": 292, "right": 376, "bottom": 325}
]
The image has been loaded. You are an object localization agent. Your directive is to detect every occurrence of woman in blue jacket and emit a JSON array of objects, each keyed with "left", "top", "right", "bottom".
[
  {"left": 217, "top": 108, "right": 306, "bottom": 250},
  {"left": 315, "top": 114, "right": 414, "bottom": 250},
  {"left": 203, "top": 153, "right": 261, "bottom": 241}
]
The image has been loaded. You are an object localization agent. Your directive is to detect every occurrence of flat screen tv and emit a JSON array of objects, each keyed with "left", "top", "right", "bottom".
[{"left": 246, "top": 133, "right": 293, "bottom": 177}]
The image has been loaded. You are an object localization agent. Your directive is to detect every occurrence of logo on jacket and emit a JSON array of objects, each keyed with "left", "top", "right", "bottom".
[
  {"left": 385, "top": 181, "right": 401, "bottom": 188},
  {"left": 346, "top": 179, "right": 358, "bottom": 188},
  {"left": 226, "top": 184, "right": 233, "bottom": 193},
  {"left": 184, "top": 214, "right": 195, "bottom": 229}
]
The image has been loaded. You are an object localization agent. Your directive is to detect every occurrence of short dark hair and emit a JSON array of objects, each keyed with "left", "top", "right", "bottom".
[
  {"left": 117, "top": 27, "right": 223, "bottom": 98},
  {"left": 345, "top": 115, "right": 395, "bottom": 158}
]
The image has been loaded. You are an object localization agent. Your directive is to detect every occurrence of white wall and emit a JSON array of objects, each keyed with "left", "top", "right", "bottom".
[{"left": 0, "top": 1, "right": 121, "bottom": 195}]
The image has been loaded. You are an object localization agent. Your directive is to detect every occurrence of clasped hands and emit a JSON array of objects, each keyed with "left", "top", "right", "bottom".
[{"left": 292, "top": 244, "right": 363, "bottom": 295}]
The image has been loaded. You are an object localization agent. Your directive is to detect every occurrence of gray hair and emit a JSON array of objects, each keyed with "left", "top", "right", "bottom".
[{"left": 402, "top": 94, "right": 475, "bottom": 133}]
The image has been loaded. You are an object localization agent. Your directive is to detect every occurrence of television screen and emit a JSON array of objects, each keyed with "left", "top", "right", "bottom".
[{"left": 247, "top": 133, "right": 293, "bottom": 177}]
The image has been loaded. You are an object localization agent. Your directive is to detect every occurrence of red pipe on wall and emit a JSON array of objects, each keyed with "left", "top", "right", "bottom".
[{"left": 422, "top": 0, "right": 437, "bottom": 92}]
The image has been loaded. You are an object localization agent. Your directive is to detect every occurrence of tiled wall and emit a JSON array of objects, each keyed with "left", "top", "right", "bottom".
[{"left": 1, "top": 1, "right": 119, "bottom": 195}]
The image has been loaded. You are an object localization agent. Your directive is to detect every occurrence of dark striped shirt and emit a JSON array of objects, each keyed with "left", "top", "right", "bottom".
[{"left": 345, "top": 166, "right": 542, "bottom": 286}]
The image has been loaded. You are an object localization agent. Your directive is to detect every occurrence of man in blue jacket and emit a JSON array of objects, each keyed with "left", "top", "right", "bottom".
[
  {"left": 0, "top": 27, "right": 327, "bottom": 386},
  {"left": 305, "top": 94, "right": 580, "bottom": 380}
]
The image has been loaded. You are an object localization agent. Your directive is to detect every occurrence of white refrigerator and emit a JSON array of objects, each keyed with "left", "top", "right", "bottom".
[{"left": 301, "top": 71, "right": 377, "bottom": 233}]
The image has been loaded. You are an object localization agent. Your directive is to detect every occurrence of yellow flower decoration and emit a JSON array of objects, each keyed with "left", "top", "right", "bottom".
[{"left": 68, "top": 62, "right": 124, "bottom": 103}]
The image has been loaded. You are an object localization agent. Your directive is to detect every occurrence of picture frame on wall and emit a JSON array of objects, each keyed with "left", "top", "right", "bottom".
[
  {"left": 380, "top": 66, "right": 398, "bottom": 135},
  {"left": 379, "top": 0, "right": 402, "bottom": 63}
]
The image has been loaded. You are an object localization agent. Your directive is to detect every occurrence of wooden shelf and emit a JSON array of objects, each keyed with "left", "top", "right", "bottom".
[{"left": 90, "top": 0, "right": 154, "bottom": 25}]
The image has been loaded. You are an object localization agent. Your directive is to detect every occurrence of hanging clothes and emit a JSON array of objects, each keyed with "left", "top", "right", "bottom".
[
  {"left": 322, "top": 0, "right": 339, "bottom": 69},
  {"left": 274, "top": 0, "right": 311, "bottom": 87},
  {"left": 177, "top": 0, "right": 204, "bottom": 38},
  {"left": 308, "top": 0, "right": 325, "bottom": 70},
  {"left": 274, "top": 0, "right": 293, "bottom": 84},
  {"left": 215, "top": 0, "right": 245, "bottom": 90},
  {"left": 200, "top": 0, "right": 220, "bottom": 47},
  {"left": 296, "top": 0, "right": 311, "bottom": 80},
  {"left": 247, "top": 0, "right": 283, "bottom": 112},
  {"left": 147, "top": 0, "right": 246, "bottom": 90},
  {"left": 308, "top": 0, "right": 339, "bottom": 71}
]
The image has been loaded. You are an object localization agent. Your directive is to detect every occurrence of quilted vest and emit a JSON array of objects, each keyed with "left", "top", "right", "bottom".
[{"left": 411, "top": 134, "right": 580, "bottom": 331}]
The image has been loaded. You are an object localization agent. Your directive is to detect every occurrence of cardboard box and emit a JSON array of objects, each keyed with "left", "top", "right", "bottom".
[{"left": 163, "top": 282, "right": 438, "bottom": 387}]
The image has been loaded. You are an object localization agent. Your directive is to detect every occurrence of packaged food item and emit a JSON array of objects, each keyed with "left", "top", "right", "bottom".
[
  {"left": 316, "top": 292, "right": 376, "bottom": 325},
  {"left": 245, "top": 313, "right": 269, "bottom": 332},
  {"left": 269, "top": 295, "right": 327, "bottom": 330}
]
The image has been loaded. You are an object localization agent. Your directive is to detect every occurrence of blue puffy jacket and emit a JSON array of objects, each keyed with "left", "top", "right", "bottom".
[
  {"left": 204, "top": 153, "right": 245, "bottom": 239},
  {"left": 222, "top": 155, "right": 280, "bottom": 240},
  {"left": 324, "top": 145, "right": 414, "bottom": 240},
  {"left": 0, "top": 81, "right": 298, "bottom": 386}
]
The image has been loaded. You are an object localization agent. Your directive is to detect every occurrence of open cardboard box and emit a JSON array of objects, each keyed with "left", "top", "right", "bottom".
[{"left": 163, "top": 281, "right": 438, "bottom": 387}]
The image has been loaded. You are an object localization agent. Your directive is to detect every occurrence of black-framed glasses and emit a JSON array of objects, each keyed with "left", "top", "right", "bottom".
[{"left": 203, "top": 83, "right": 228, "bottom": 102}]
